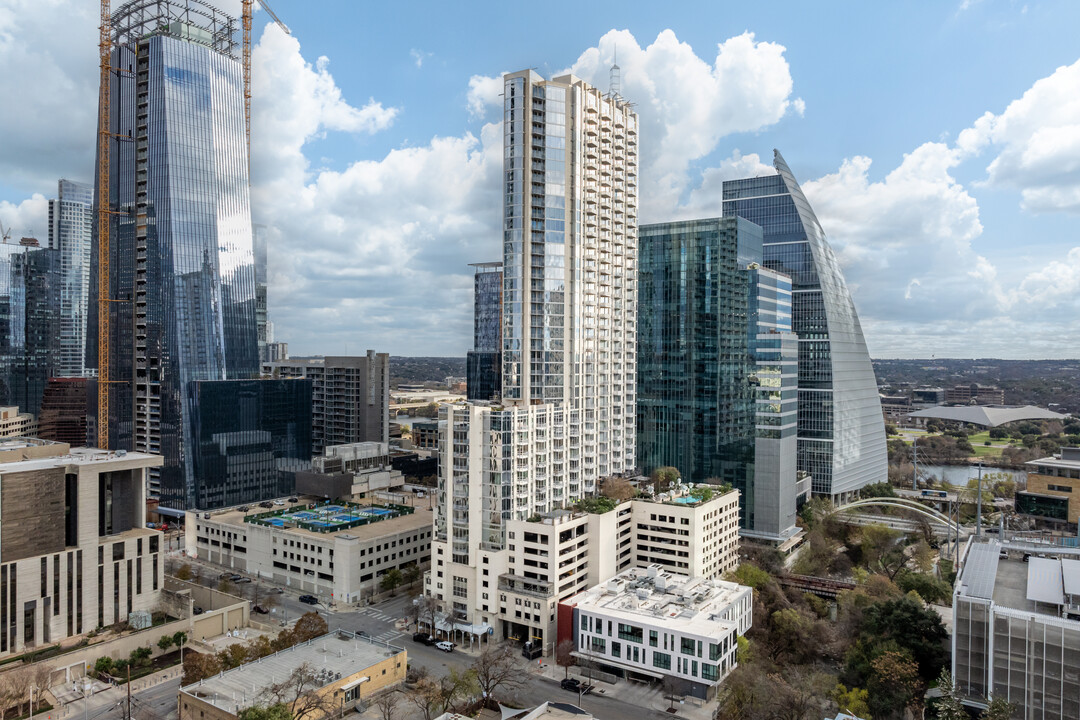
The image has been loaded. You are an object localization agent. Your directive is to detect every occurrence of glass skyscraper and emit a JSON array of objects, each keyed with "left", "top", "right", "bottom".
[
  {"left": 723, "top": 150, "right": 887, "bottom": 501},
  {"left": 466, "top": 261, "right": 502, "bottom": 401},
  {"left": 48, "top": 179, "right": 94, "bottom": 378},
  {"left": 189, "top": 379, "right": 312, "bottom": 509},
  {"left": 0, "top": 242, "right": 60, "bottom": 417},
  {"left": 89, "top": 1, "right": 258, "bottom": 508}
]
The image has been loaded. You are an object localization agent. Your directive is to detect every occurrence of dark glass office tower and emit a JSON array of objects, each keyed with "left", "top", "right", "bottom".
[
  {"left": 466, "top": 261, "right": 502, "bottom": 401},
  {"left": 636, "top": 217, "right": 762, "bottom": 519},
  {"left": 189, "top": 379, "right": 312, "bottom": 509},
  {"left": 88, "top": 1, "right": 258, "bottom": 508},
  {"left": 723, "top": 150, "right": 887, "bottom": 501},
  {"left": 0, "top": 242, "right": 60, "bottom": 417}
]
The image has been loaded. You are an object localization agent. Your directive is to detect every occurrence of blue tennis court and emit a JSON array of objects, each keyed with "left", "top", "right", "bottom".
[{"left": 250, "top": 502, "right": 408, "bottom": 531}]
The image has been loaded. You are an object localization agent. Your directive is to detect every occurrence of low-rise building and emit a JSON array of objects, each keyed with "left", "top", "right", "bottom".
[
  {"left": 186, "top": 498, "right": 432, "bottom": 604},
  {"left": 0, "top": 406, "right": 36, "bottom": 438},
  {"left": 0, "top": 438, "right": 163, "bottom": 658},
  {"left": 559, "top": 565, "right": 752, "bottom": 700},
  {"left": 1016, "top": 447, "right": 1080, "bottom": 526},
  {"left": 953, "top": 537, "right": 1080, "bottom": 718},
  {"left": 295, "top": 442, "right": 404, "bottom": 498},
  {"left": 411, "top": 421, "right": 440, "bottom": 451},
  {"left": 945, "top": 384, "right": 1006, "bottom": 405},
  {"left": 178, "top": 630, "right": 405, "bottom": 720},
  {"left": 427, "top": 486, "right": 740, "bottom": 656}
]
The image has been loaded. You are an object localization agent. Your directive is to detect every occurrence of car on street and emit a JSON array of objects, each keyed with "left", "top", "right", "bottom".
[
  {"left": 273, "top": 500, "right": 286, "bottom": 506},
  {"left": 435, "top": 641, "right": 455, "bottom": 653},
  {"left": 412, "top": 633, "right": 435, "bottom": 645},
  {"left": 237, "top": 505, "right": 250, "bottom": 512},
  {"left": 219, "top": 572, "right": 233, "bottom": 579},
  {"left": 299, "top": 594, "right": 318, "bottom": 605},
  {"left": 561, "top": 678, "right": 580, "bottom": 691},
  {"left": 288, "top": 497, "right": 299, "bottom": 503},
  {"left": 252, "top": 605, "right": 269, "bottom": 614},
  {"left": 259, "top": 501, "right": 273, "bottom": 509},
  {"left": 234, "top": 577, "right": 252, "bottom": 584},
  {"left": 267, "top": 587, "right": 284, "bottom": 594}
]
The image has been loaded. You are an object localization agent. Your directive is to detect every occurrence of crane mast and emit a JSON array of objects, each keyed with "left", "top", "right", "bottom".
[
  {"left": 242, "top": 0, "right": 290, "bottom": 156},
  {"left": 97, "top": 0, "right": 112, "bottom": 448}
]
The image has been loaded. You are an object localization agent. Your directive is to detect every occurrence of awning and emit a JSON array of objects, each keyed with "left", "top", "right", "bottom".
[
  {"left": 569, "top": 651, "right": 664, "bottom": 679},
  {"left": 433, "top": 614, "right": 491, "bottom": 636},
  {"left": 155, "top": 506, "right": 187, "bottom": 518},
  {"left": 340, "top": 676, "right": 370, "bottom": 692}
]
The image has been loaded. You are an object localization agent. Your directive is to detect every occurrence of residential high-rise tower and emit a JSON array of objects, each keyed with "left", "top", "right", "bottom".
[
  {"left": 723, "top": 151, "right": 886, "bottom": 501},
  {"left": 466, "top": 261, "right": 502, "bottom": 401},
  {"left": 88, "top": 1, "right": 259, "bottom": 508},
  {"left": 48, "top": 179, "right": 93, "bottom": 378}
]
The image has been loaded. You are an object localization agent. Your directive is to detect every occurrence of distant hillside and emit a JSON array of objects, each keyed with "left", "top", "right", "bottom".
[{"left": 390, "top": 356, "right": 466, "bottom": 387}]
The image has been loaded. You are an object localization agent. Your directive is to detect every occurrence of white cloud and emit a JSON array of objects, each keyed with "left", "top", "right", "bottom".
[
  {"left": 566, "top": 29, "right": 799, "bottom": 220},
  {"left": 0, "top": 194, "right": 48, "bottom": 241},
  {"left": 410, "top": 48, "right": 432, "bottom": 69},
  {"left": 678, "top": 150, "right": 774, "bottom": 218},
  {"left": 466, "top": 73, "right": 504, "bottom": 118},
  {"left": 960, "top": 59, "right": 1080, "bottom": 213}
]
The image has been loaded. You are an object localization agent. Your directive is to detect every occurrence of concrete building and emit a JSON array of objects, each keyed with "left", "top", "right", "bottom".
[
  {"left": 178, "top": 630, "right": 405, "bottom": 720},
  {"left": 1016, "top": 447, "right": 1080, "bottom": 526},
  {"left": 410, "top": 420, "right": 439, "bottom": 451},
  {"left": 946, "top": 384, "right": 1006, "bottom": 405},
  {"left": 953, "top": 538, "right": 1080, "bottom": 718},
  {"left": 37, "top": 377, "right": 88, "bottom": 446},
  {"left": 263, "top": 352, "right": 390, "bottom": 454},
  {"left": 186, "top": 499, "right": 431, "bottom": 604},
  {"left": 0, "top": 438, "right": 163, "bottom": 658},
  {"left": 427, "top": 484, "right": 739, "bottom": 655},
  {"left": 47, "top": 179, "right": 93, "bottom": 378},
  {"left": 0, "top": 407, "right": 37, "bottom": 438},
  {"left": 560, "top": 565, "right": 752, "bottom": 700},
  {"left": 295, "top": 442, "right": 404, "bottom": 498}
]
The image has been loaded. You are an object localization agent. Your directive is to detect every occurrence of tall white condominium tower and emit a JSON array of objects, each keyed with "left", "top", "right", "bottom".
[
  {"left": 432, "top": 71, "right": 638, "bottom": 627},
  {"left": 48, "top": 179, "right": 94, "bottom": 378}
]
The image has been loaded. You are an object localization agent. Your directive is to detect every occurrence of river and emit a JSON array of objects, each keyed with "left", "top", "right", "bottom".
[{"left": 917, "top": 464, "right": 1026, "bottom": 486}]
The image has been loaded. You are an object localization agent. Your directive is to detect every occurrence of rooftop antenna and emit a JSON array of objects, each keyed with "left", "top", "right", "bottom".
[{"left": 609, "top": 46, "right": 621, "bottom": 99}]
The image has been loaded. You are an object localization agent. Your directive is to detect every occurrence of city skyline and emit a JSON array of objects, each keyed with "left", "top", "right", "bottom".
[{"left": 2, "top": 1, "right": 1080, "bottom": 359}]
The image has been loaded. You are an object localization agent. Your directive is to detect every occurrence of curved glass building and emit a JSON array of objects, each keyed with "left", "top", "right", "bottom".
[{"left": 723, "top": 150, "right": 886, "bottom": 501}]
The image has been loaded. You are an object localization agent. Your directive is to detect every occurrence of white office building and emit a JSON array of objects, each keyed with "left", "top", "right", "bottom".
[
  {"left": 47, "top": 179, "right": 93, "bottom": 378},
  {"left": 563, "top": 565, "right": 752, "bottom": 700}
]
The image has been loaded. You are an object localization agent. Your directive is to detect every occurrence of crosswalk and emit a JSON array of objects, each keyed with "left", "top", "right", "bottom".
[
  {"left": 358, "top": 608, "right": 397, "bottom": 623},
  {"left": 372, "top": 629, "right": 403, "bottom": 644}
]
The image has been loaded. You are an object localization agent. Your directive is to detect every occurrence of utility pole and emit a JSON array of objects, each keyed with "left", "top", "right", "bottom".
[
  {"left": 912, "top": 435, "right": 919, "bottom": 491},
  {"left": 976, "top": 462, "right": 984, "bottom": 538},
  {"left": 126, "top": 666, "right": 131, "bottom": 720}
]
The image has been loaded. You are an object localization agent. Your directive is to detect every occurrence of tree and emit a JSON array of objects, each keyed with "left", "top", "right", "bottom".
[
  {"left": 182, "top": 651, "right": 222, "bottom": 684},
  {"left": 292, "top": 611, "right": 327, "bottom": 643},
  {"left": 896, "top": 570, "right": 951, "bottom": 604},
  {"left": 649, "top": 466, "right": 680, "bottom": 493},
  {"left": 555, "top": 638, "right": 576, "bottom": 679},
  {"left": 374, "top": 690, "right": 401, "bottom": 720},
  {"left": 932, "top": 669, "right": 969, "bottom": 720},
  {"left": 434, "top": 667, "right": 478, "bottom": 713},
  {"left": 982, "top": 696, "right": 1016, "bottom": 720},
  {"left": 237, "top": 704, "right": 292, "bottom": 720},
  {"left": 765, "top": 608, "right": 817, "bottom": 663},
  {"left": 130, "top": 645, "right": 153, "bottom": 666},
  {"left": 860, "top": 482, "right": 896, "bottom": 499},
  {"left": 402, "top": 564, "right": 422, "bottom": 586},
  {"left": 173, "top": 630, "right": 188, "bottom": 648},
  {"left": 410, "top": 594, "right": 440, "bottom": 633},
  {"left": 158, "top": 634, "right": 175, "bottom": 653},
  {"left": 868, "top": 650, "right": 922, "bottom": 718},
  {"left": 859, "top": 595, "right": 947, "bottom": 681},
  {"left": 403, "top": 677, "right": 441, "bottom": 720},
  {"left": 600, "top": 476, "right": 635, "bottom": 501},
  {"left": 831, "top": 683, "right": 872, "bottom": 720},
  {"left": 94, "top": 656, "right": 115, "bottom": 675},
  {"left": 380, "top": 568, "right": 403, "bottom": 595},
  {"left": 174, "top": 564, "right": 193, "bottom": 581},
  {"left": 263, "top": 663, "right": 339, "bottom": 720},
  {"left": 218, "top": 577, "right": 235, "bottom": 594},
  {"left": 472, "top": 644, "right": 526, "bottom": 703}
]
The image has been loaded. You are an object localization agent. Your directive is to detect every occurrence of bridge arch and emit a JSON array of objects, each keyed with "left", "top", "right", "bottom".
[{"left": 836, "top": 497, "right": 956, "bottom": 530}]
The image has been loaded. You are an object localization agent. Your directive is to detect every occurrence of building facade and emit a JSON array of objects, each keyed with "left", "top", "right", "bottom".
[
  {"left": 0, "top": 438, "right": 163, "bottom": 658},
  {"left": 945, "top": 384, "right": 1006, "bottom": 405},
  {"left": 1016, "top": 447, "right": 1080, "bottom": 526},
  {"left": 263, "top": 352, "right": 390, "bottom": 454},
  {"left": 186, "top": 500, "right": 431, "bottom": 604},
  {"left": 953, "top": 538, "right": 1080, "bottom": 719},
  {"left": 560, "top": 565, "right": 752, "bottom": 700},
  {"left": 188, "top": 378, "right": 313, "bottom": 510},
  {"left": 0, "top": 241, "right": 60, "bottom": 418},
  {"left": 0, "top": 407, "right": 37, "bottom": 438},
  {"left": 88, "top": 2, "right": 259, "bottom": 510},
  {"left": 48, "top": 179, "right": 94, "bottom": 378},
  {"left": 722, "top": 150, "right": 887, "bottom": 502},
  {"left": 37, "top": 377, "right": 89, "bottom": 446},
  {"left": 466, "top": 261, "right": 502, "bottom": 401}
]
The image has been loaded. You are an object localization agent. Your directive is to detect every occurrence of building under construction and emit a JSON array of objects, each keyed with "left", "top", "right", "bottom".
[{"left": 89, "top": 0, "right": 260, "bottom": 508}]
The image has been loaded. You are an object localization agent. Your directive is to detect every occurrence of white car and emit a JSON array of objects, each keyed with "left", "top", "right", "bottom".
[
  {"left": 435, "top": 641, "right": 454, "bottom": 653},
  {"left": 273, "top": 500, "right": 286, "bottom": 506}
]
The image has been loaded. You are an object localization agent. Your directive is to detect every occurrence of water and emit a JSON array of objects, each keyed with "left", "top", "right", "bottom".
[{"left": 918, "top": 464, "right": 1026, "bottom": 486}]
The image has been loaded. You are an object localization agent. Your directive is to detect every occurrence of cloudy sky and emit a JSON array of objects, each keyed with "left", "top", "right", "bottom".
[{"left": 1, "top": 0, "right": 1079, "bottom": 359}]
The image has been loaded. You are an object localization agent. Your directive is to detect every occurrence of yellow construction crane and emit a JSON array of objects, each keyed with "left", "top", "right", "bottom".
[
  {"left": 97, "top": 0, "right": 112, "bottom": 448},
  {"left": 242, "top": 0, "right": 291, "bottom": 154}
]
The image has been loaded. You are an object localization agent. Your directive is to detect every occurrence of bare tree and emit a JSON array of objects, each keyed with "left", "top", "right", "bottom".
[
  {"left": 472, "top": 644, "right": 526, "bottom": 703},
  {"left": 600, "top": 476, "right": 635, "bottom": 501},
  {"left": 410, "top": 594, "right": 440, "bottom": 634},
  {"left": 262, "top": 663, "right": 338, "bottom": 720},
  {"left": 374, "top": 689, "right": 401, "bottom": 720},
  {"left": 403, "top": 677, "right": 441, "bottom": 720},
  {"left": 556, "top": 638, "right": 576, "bottom": 679}
]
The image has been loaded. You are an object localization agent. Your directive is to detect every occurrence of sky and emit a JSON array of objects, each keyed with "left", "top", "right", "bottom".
[{"left": 1, "top": 0, "right": 1079, "bottom": 359}]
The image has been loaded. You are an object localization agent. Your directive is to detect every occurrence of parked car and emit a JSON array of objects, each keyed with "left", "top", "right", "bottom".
[
  {"left": 273, "top": 500, "right": 286, "bottom": 506},
  {"left": 234, "top": 577, "right": 252, "bottom": 584},
  {"left": 288, "top": 497, "right": 299, "bottom": 503},
  {"left": 356, "top": 630, "right": 369, "bottom": 638},
  {"left": 299, "top": 594, "right": 319, "bottom": 605},
  {"left": 412, "top": 633, "right": 435, "bottom": 645},
  {"left": 252, "top": 605, "right": 269, "bottom": 614},
  {"left": 561, "top": 678, "right": 580, "bottom": 691},
  {"left": 192, "top": 606, "right": 204, "bottom": 615},
  {"left": 219, "top": 572, "right": 233, "bottom": 579},
  {"left": 267, "top": 587, "right": 285, "bottom": 594},
  {"left": 435, "top": 641, "right": 455, "bottom": 653},
  {"left": 237, "top": 505, "right": 250, "bottom": 512},
  {"left": 259, "top": 501, "right": 274, "bottom": 509}
]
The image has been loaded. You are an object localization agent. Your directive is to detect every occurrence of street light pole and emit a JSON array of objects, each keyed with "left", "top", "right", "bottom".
[{"left": 976, "top": 462, "right": 984, "bottom": 538}]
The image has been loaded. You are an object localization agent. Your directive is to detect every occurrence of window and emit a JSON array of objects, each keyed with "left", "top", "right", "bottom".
[
  {"left": 709, "top": 643, "right": 721, "bottom": 661},
  {"left": 653, "top": 651, "right": 671, "bottom": 670},
  {"left": 580, "top": 615, "right": 588, "bottom": 630},
  {"left": 618, "top": 623, "right": 643, "bottom": 643},
  {"left": 702, "top": 663, "right": 719, "bottom": 681},
  {"left": 649, "top": 630, "right": 658, "bottom": 647},
  {"left": 611, "top": 641, "right": 621, "bottom": 658},
  {"left": 681, "top": 637, "right": 696, "bottom": 655},
  {"left": 590, "top": 637, "right": 605, "bottom": 654}
]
